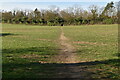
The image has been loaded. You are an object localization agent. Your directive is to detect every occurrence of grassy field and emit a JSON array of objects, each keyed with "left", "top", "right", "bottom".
[
  {"left": 64, "top": 25, "right": 118, "bottom": 61},
  {"left": 2, "top": 24, "right": 119, "bottom": 79},
  {"left": 2, "top": 24, "right": 61, "bottom": 78},
  {"left": 63, "top": 25, "right": 119, "bottom": 79}
]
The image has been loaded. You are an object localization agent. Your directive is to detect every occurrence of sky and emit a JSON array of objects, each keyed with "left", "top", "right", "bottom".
[
  {"left": 0, "top": 0, "right": 119, "bottom": 11},
  {"left": 0, "top": 0, "right": 119, "bottom": 2}
]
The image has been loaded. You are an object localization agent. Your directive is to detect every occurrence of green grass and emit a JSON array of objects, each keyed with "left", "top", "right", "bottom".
[
  {"left": 2, "top": 24, "right": 61, "bottom": 78},
  {"left": 2, "top": 24, "right": 119, "bottom": 79},
  {"left": 63, "top": 24, "right": 118, "bottom": 61},
  {"left": 63, "top": 24, "right": 119, "bottom": 79}
]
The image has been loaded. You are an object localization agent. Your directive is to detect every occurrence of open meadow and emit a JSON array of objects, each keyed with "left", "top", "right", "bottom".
[{"left": 2, "top": 24, "right": 119, "bottom": 79}]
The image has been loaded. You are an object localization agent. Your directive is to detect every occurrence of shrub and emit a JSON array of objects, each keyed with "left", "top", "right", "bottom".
[
  {"left": 90, "top": 21, "right": 94, "bottom": 24},
  {"left": 103, "top": 19, "right": 113, "bottom": 24},
  {"left": 47, "top": 21, "right": 55, "bottom": 26}
]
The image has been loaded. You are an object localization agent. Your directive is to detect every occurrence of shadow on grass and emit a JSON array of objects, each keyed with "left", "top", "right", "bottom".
[
  {"left": 2, "top": 47, "right": 60, "bottom": 55},
  {"left": 0, "top": 33, "right": 15, "bottom": 37},
  {"left": 3, "top": 59, "right": 120, "bottom": 79},
  {"left": 2, "top": 47, "right": 120, "bottom": 79}
]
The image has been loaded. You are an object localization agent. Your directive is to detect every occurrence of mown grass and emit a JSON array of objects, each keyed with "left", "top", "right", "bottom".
[
  {"left": 63, "top": 25, "right": 118, "bottom": 61},
  {"left": 63, "top": 24, "right": 119, "bottom": 79},
  {"left": 2, "top": 24, "right": 61, "bottom": 78},
  {"left": 2, "top": 24, "right": 119, "bottom": 79}
]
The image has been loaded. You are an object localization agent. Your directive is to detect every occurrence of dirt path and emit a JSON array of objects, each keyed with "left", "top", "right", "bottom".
[
  {"left": 47, "top": 27, "right": 94, "bottom": 78},
  {"left": 54, "top": 27, "right": 79, "bottom": 63},
  {"left": 19, "top": 28, "right": 95, "bottom": 79}
]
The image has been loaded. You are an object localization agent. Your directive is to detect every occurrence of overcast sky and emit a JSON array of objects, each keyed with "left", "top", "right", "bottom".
[{"left": 0, "top": 0, "right": 119, "bottom": 11}]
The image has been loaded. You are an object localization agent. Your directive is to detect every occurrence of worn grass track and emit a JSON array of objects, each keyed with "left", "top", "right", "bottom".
[
  {"left": 52, "top": 27, "right": 78, "bottom": 63},
  {"left": 2, "top": 24, "right": 119, "bottom": 79}
]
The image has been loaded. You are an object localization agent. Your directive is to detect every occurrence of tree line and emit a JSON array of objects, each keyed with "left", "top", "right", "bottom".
[{"left": 1, "top": 2, "right": 118, "bottom": 26}]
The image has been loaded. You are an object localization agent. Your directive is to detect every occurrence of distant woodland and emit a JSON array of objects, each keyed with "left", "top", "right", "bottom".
[{"left": 1, "top": 2, "right": 118, "bottom": 26}]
